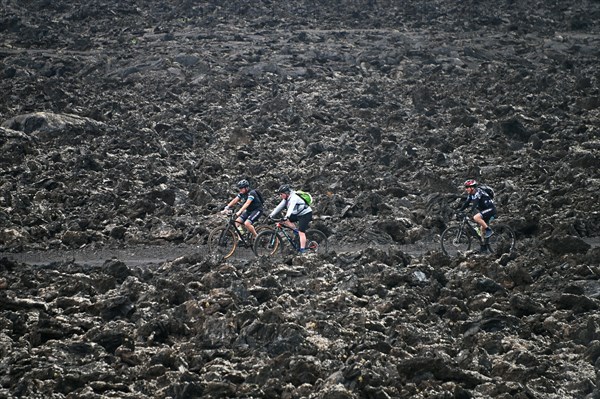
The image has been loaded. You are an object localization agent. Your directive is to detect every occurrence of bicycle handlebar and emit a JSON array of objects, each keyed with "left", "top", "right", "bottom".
[
  {"left": 455, "top": 212, "right": 467, "bottom": 221},
  {"left": 220, "top": 209, "right": 234, "bottom": 217},
  {"left": 221, "top": 204, "right": 244, "bottom": 216}
]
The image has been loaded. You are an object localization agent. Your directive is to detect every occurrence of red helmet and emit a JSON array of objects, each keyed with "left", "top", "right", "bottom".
[{"left": 463, "top": 179, "right": 478, "bottom": 188}]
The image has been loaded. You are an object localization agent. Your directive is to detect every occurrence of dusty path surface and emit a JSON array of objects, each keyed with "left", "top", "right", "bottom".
[
  {"left": 2, "top": 237, "right": 598, "bottom": 266},
  {"left": 0, "top": 241, "right": 433, "bottom": 266}
]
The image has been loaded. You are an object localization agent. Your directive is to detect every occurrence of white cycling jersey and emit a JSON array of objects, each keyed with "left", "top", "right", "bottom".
[{"left": 269, "top": 190, "right": 312, "bottom": 219}]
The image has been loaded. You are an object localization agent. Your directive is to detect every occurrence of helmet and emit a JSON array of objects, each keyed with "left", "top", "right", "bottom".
[
  {"left": 237, "top": 179, "right": 250, "bottom": 189},
  {"left": 277, "top": 184, "right": 291, "bottom": 194},
  {"left": 464, "top": 179, "right": 478, "bottom": 188}
]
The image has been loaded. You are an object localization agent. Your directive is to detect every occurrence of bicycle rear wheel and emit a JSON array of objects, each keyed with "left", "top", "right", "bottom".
[
  {"left": 208, "top": 227, "right": 237, "bottom": 259},
  {"left": 441, "top": 226, "right": 472, "bottom": 257},
  {"left": 254, "top": 230, "right": 281, "bottom": 257},
  {"left": 486, "top": 224, "right": 515, "bottom": 255},
  {"left": 305, "top": 229, "right": 328, "bottom": 254}
]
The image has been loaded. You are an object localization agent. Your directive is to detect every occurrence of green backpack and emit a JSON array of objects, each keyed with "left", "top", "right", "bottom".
[{"left": 296, "top": 190, "right": 313, "bottom": 206}]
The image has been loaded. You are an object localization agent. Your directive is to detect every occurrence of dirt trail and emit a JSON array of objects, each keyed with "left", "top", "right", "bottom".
[
  {"left": 3, "top": 236, "right": 598, "bottom": 267},
  {"left": 0, "top": 239, "right": 442, "bottom": 266}
]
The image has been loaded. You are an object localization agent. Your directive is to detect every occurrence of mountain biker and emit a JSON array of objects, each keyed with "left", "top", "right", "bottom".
[
  {"left": 269, "top": 184, "right": 313, "bottom": 254},
  {"left": 221, "top": 179, "right": 264, "bottom": 239},
  {"left": 458, "top": 179, "right": 496, "bottom": 251}
]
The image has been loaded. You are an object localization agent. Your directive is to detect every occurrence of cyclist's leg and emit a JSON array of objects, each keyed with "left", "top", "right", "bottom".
[
  {"left": 286, "top": 214, "right": 301, "bottom": 248},
  {"left": 244, "top": 209, "right": 262, "bottom": 238},
  {"left": 296, "top": 212, "right": 313, "bottom": 250},
  {"left": 283, "top": 215, "right": 297, "bottom": 231},
  {"left": 236, "top": 212, "right": 249, "bottom": 236},
  {"left": 482, "top": 208, "right": 496, "bottom": 238},
  {"left": 473, "top": 212, "right": 487, "bottom": 237}
]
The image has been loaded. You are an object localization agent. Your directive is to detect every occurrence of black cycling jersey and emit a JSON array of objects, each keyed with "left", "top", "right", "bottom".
[
  {"left": 236, "top": 189, "right": 263, "bottom": 212},
  {"left": 459, "top": 187, "right": 495, "bottom": 213}
]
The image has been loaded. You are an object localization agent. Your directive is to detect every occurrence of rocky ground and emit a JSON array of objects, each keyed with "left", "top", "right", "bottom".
[{"left": 1, "top": 0, "right": 600, "bottom": 398}]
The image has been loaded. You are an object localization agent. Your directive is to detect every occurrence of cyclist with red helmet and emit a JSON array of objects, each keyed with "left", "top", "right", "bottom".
[
  {"left": 221, "top": 179, "right": 264, "bottom": 239},
  {"left": 458, "top": 179, "right": 496, "bottom": 246}
]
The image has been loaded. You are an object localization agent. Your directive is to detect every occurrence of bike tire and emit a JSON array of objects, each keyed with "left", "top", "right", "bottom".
[
  {"left": 253, "top": 230, "right": 281, "bottom": 257},
  {"left": 441, "top": 225, "right": 472, "bottom": 257},
  {"left": 208, "top": 227, "right": 237, "bottom": 259},
  {"left": 486, "top": 224, "right": 515, "bottom": 255},
  {"left": 305, "top": 229, "right": 328, "bottom": 254}
]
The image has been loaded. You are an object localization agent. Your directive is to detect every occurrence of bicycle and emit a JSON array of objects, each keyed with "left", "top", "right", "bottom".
[
  {"left": 207, "top": 210, "right": 270, "bottom": 260},
  {"left": 440, "top": 213, "right": 515, "bottom": 257},
  {"left": 253, "top": 219, "right": 328, "bottom": 257}
]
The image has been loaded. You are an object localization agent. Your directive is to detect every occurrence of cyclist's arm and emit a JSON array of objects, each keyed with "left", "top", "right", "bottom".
[
  {"left": 224, "top": 195, "right": 241, "bottom": 210},
  {"left": 457, "top": 197, "right": 470, "bottom": 212},
  {"left": 269, "top": 199, "right": 286, "bottom": 218}
]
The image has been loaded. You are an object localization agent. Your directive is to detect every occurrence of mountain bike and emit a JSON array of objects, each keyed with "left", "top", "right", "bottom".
[
  {"left": 440, "top": 213, "right": 515, "bottom": 257},
  {"left": 253, "top": 219, "right": 328, "bottom": 257},
  {"left": 207, "top": 210, "right": 270, "bottom": 260}
]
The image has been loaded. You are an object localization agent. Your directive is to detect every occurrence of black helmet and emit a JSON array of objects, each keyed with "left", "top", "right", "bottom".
[
  {"left": 237, "top": 179, "right": 250, "bottom": 189},
  {"left": 277, "top": 184, "right": 291, "bottom": 194}
]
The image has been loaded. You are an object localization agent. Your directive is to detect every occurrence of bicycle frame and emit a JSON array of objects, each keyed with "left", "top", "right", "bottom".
[
  {"left": 207, "top": 210, "right": 254, "bottom": 260},
  {"left": 441, "top": 213, "right": 515, "bottom": 257},
  {"left": 209, "top": 207, "right": 275, "bottom": 260},
  {"left": 460, "top": 217, "right": 487, "bottom": 244},
  {"left": 221, "top": 211, "right": 252, "bottom": 245},
  {"left": 269, "top": 221, "right": 301, "bottom": 250},
  {"left": 254, "top": 219, "right": 328, "bottom": 257}
]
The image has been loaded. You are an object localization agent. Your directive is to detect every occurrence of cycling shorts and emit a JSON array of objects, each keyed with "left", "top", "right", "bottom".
[
  {"left": 479, "top": 207, "right": 497, "bottom": 224},
  {"left": 239, "top": 209, "right": 263, "bottom": 224},
  {"left": 289, "top": 212, "right": 312, "bottom": 232}
]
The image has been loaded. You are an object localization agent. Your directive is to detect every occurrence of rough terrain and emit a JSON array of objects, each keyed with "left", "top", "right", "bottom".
[{"left": 1, "top": 1, "right": 600, "bottom": 398}]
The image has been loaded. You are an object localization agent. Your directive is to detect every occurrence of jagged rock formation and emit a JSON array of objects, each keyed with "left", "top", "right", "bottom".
[{"left": 1, "top": 0, "right": 599, "bottom": 398}]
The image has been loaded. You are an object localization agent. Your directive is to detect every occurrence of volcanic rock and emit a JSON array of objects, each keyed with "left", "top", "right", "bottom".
[{"left": 1, "top": 0, "right": 600, "bottom": 398}]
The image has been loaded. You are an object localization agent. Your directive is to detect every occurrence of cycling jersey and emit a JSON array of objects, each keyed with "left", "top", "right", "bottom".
[
  {"left": 269, "top": 190, "right": 312, "bottom": 219},
  {"left": 459, "top": 187, "right": 495, "bottom": 213},
  {"left": 236, "top": 189, "right": 263, "bottom": 212}
]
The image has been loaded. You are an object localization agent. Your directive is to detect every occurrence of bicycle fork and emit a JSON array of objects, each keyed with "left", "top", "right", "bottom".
[
  {"left": 268, "top": 232, "right": 278, "bottom": 250},
  {"left": 453, "top": 229, "right": 466, "bottom": 246},
  {"left": 218, "top": 229, "right": 228, "bottom": 246}
]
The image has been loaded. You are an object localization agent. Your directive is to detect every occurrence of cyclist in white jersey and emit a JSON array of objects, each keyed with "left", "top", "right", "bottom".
[{"left": 269, "top": 184, "right": 313, "bottom": 253}]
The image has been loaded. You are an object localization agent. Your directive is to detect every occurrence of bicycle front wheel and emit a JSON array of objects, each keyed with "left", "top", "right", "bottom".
[
  {"left": 441, "top": 226, "right": 472, "bottom": 257},
  {"left": 254, "top": 230, "right": 281, "bottom": 257},
  {"left": 486, "top": 224, "right": 515, "bottom": 255},
  {"left": 208, "top": 227, "right": 237, "bottom": 259},
  {"left": 305, "top": 229, "right": 328, "bottom": 254}
]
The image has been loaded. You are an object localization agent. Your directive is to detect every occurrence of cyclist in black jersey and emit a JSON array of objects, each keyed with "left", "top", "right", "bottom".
[
  {"left": 458, "top": 179, "right": 496, "bottom": 246},
  {"left": 221, "top": 179, "right": 264, "bottom": 239}
]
